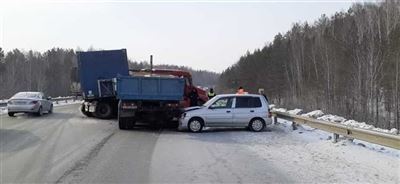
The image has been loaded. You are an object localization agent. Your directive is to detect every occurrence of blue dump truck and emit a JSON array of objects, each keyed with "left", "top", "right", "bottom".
[{"left": 77, "top": 49, "right": 185, "bottom": 129}]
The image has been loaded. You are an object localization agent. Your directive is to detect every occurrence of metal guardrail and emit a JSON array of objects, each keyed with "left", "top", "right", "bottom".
[
  {"left": 272, "top": 111, "right": 400, "bottom": 150},
  {"left": 0, "top": 96, "right": 80, "bottom": 107}
]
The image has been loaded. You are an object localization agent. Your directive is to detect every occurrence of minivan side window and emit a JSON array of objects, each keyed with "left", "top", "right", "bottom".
[
  {"left": 235, "top": 97, "right": 262, "bottom": 108},
  {"left": 210, "top": 97, "right": 233, "bottom": 109}
]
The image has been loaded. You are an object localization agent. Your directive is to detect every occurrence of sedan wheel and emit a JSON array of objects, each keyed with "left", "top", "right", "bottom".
[
  {"left": 36, "top": 107, "right": 43, "bottom": 116},
  {"left": 188, "top": 118, "right": 203, "bottom": 133},
  {"left": 49, "top": 105, "right": 53, "bottom": 114},
  {"left": 249, "top": 119, "right": 265, "bottom": 132}
]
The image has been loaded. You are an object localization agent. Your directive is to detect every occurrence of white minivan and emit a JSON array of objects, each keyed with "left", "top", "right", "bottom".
[{"left": 179, "top": 94, "right": 272, "bottom": 132}]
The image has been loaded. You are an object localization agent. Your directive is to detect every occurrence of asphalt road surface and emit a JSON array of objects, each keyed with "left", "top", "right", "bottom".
[{"left": 0, "top": 104, "right": 398, "bottom": 183}]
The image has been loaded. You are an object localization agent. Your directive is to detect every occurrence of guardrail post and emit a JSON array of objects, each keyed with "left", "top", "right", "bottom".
[
  {"left": 333, "top": 133, "right": 339, "bottom": 143},
  {"left": 292, "top": 122, "right": 297, "bottom": 130}
]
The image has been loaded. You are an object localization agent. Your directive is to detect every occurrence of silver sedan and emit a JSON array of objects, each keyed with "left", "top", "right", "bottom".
[{"left": 7, "top": 92, "right": 53, "bottom": 117}]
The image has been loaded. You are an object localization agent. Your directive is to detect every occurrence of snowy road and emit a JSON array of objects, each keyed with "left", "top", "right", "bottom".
[{"left": 0, "top": 104, "right": 399, "bottom": 183}]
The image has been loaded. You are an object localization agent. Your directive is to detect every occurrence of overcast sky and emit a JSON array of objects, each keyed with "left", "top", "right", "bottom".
[{"left": 0, "top": 0, "right": 357, "bottom": 72}]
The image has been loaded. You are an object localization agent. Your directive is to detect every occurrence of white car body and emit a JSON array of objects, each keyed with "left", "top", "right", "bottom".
[{"left": 179, "top": 94, "right": 272, "bottom": 132}]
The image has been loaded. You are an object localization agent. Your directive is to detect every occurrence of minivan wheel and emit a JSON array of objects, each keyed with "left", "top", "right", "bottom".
[
  {"left": 249, "top": 118, "right": 265, "bottom": 132},
  {"left": 188, "top": 118, "right": 203, "bottom": 133},
  {"left": 8, "top": 112, "right": 15, "bottom": 117}
]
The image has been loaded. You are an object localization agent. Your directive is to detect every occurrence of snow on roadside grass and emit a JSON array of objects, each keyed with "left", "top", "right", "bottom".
[
  {"left": 301, "top": 110, "right": 324, "bottom": 118},
  {"left": 270, "top": 104, "right": 399, "bottom": 135},
  {"left": 272, "top": 108, "right": 287, "bottom": 113},
  {"left": 53, "top": 99, "right": 82, "bottom": 107},
  {"left": 287, "top": 108, "right": 303, "bottom": 115},
  {"left": 232, "top": 119, "right": 399, "bottom": 183},
  {"left": 317, "top": 114, "right": 346, "bottom": 123}
]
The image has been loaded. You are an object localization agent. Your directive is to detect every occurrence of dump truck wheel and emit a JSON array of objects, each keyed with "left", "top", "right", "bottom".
[{"left": 94, "top": 102, "right": 113, "bottom": 119}]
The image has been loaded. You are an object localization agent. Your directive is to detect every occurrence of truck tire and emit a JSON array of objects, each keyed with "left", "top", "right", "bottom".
[
  {"left": 80, "top": 103, "right": 93, "bottom": 117},
  {"left": 36, "top": 106, "right": 43, "bottom": 116},
  {"left": 8, "top": 112, "right": 15, "bottom": 117},
  {"left": 119, "top": 117, "right": 135, "bottom": 130},
  {"left": 94, "top": 102, "right": 113, "bottom": 119}
]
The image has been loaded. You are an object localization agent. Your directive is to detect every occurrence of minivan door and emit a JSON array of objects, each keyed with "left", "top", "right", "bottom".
[
  {"left": 204, "top": 97, "right": 234, "bottom": 127},
  {"left": 233, "top": 96, "right": 263, "bottom": 126}
]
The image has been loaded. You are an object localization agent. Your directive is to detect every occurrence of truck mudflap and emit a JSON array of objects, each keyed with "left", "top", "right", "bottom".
[{"left": 83, "top": 101, "right": 97, "bottom": 113}]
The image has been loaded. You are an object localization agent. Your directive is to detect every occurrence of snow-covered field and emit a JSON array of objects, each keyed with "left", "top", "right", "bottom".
[
  {"left": 271, "top": 106, "right": 399, "bottom": 135},
  {"left": 236, "top": 119, "right": 400, "bottom": 183}
]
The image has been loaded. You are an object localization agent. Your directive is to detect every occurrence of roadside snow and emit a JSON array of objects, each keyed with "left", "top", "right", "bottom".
[
  {"left": 270, "top": 105, "right": 399, "bottom": 135},
  {"left": 272, "top": 108, "right": 287, "bottom": 113},
  {"left": 53, "top": 99, "right": 82, "bottom": 107},
  {"left": 287, "top": 108, "right": 303, "bottom": 115},
  {"left": 301, "top": 110, "right": 324, "bottom": 118},
  {"left": 317, "top": 114, "right": 347, "bottom": 123},
  {"left": 234, "top": 120, "right": 400, "bottom": 183}
]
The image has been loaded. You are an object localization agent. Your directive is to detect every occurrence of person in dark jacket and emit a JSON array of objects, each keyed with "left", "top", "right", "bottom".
[
  {"left": 207, "top": 88, "right": 216, "bottom": 99},
  {"left": 189, "top": 88, "right": 199, "bottom": 106}
]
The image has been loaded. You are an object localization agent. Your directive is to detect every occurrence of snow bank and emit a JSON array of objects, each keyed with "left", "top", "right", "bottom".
[
  {"left": 301, "top": 110, "right": 324, "bottom": 118},
  {"left": 317, "top": 114, "right": 346, "bottom": 123},
  {"left": 287, "top": 108, "right": 303, "bottom": 115},
  {"left": 322, "top": 117, "right": 399, "bottom": 135},
  {"left": 53, "top": 100, "right": 82, "bottom": 107},
  {"left": 232, "top": 118, "right": 399, "bottom": 183},
  {"left": 268, "top": 104, "right": 276, "bottom": 109},
  {"left": 272, "top": 108, "right": 287, "bottom": 113},
  {"left": 271, "top": 106, "right": 399, "bottom": 135}
]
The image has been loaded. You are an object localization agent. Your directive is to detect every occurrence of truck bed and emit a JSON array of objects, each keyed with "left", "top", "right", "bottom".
[{"left": 116, "top": 76, "right": 185, "bottom": 101}]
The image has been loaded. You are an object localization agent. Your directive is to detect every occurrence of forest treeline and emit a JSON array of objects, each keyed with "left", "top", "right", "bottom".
[
  {"left": 218, "top": 1, "right": 400, "bottom": 129},
  {"left": 0, "top": 47, "right": 219, "bottom": 99}
]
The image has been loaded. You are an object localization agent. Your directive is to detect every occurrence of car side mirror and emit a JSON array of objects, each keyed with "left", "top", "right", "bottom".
[{"left": 47, "top": 96, "right": 52, "bottom": 100}]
